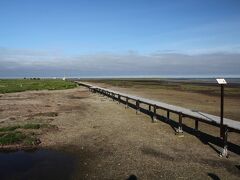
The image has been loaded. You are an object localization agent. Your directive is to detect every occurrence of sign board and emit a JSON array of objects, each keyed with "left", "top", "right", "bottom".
[{"left": 216, "top": 78, "right": 227, "bottom": 85}]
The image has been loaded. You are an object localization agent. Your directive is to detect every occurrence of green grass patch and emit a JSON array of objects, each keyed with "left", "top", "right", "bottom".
[
  {"left": 0, "top": 131, "right": 39, "bottom": 146},
  {"left": 0, "top": 123, "right": 41, "bottom": 132},
  {"left": 22, "top": 123, "right": 41, "bottom": 129},
  {"left": 0, "top": 131, "right": 26, "bottom": 145},
  {"left": 0, "top": 123, "right": 54, "bottom": 146},
  {"left": 0, "top": 125, "right": 21, "bottom": 132},
  {"left": 0, "top": 79, "right": 77, "bottom": 93}
]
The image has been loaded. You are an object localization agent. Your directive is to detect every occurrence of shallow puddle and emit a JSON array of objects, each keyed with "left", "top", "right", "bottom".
[{"left": 0, "top": 149, "right": 76, "bottom": 180}]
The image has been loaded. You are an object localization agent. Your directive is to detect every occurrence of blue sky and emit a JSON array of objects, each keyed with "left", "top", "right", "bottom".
[{"left": 0, "top": 0, "right": 240, "bottom": 77}]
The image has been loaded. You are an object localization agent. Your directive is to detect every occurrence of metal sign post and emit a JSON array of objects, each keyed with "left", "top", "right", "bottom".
[
  {"left": 220, "top": 84, "right": 224, "bottom": 137},
  {"left": 216, "top": 78, "right": 227, "bottom": 138}
]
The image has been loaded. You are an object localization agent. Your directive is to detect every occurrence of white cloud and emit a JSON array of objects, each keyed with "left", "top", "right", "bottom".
[{"left": 0, "top": 47, "right": 240, "bottom": 77}]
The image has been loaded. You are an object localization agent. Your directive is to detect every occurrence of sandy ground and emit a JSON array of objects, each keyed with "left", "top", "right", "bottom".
[{"left": 0, "top": 86, "right": 240, "bottom": 179}]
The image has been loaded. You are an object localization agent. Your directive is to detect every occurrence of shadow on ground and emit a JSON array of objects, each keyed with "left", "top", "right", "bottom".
[{"left": 103, "top": 94, "right": 240, "bottom": 156}]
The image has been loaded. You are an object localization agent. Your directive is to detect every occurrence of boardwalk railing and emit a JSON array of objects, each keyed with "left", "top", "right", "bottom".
[{"left": 76, "top": 81, "right": 240, "bottom": 157}]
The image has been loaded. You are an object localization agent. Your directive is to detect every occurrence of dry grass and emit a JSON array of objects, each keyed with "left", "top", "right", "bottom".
[{"left": 86, "top": 79, "right": 240, "bottom": 121}]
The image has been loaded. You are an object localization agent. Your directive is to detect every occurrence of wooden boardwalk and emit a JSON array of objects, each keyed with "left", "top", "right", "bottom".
[{"left": 76, "top": 81, "right": 240, "bottom": 157}]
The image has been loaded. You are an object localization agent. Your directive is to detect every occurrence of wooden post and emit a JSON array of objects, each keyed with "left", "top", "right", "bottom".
[
  {"left": 167, "top": 110, "right": 170, "bottom": 119},
  {"left": 112, "top": 93, "right": 115, "bottom": 101},
  {"left": 125, "top": 97, "right": 129, "bottom": 108},
  {"left": 195, "top": 120, "right": 199, "bottom": 131},
  {"left": 152, "top": 105, "right": 157, "bottom": 122},
  {"left": 148, "top": 105, "right": 152, "bottom": 120},
  {"left": 136, "top": 100, "right": 140, "bottom": 114},
  {"left": 118, "top": 94, "right": 120, "bottom": 104},
  {"left": 176, "top": 112, "right": 183, "bottom": 134},
  {"left": 220, "top": 125, "right": 228, "bottom": 157}
]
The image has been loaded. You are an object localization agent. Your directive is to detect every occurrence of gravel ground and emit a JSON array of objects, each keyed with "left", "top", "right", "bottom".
[{"left": 0, "top": 86, "right": 240, "bottom": 179}]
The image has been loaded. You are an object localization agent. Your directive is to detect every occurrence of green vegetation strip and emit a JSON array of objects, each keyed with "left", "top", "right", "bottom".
[
  {"left": 22, "top": 123, "right": 41, "bottom": 129},
  {"left": 0, "top": 132, "right": 26, "bottom": 145},
  {"left": 0, "top": 123, "right": 52, "bottom": 145},
  {"left": 0, "top": 123, "right": 41, "bottom": 132},
  {"left": 0, "top": 79, "right": 77, "bottom": 93}
]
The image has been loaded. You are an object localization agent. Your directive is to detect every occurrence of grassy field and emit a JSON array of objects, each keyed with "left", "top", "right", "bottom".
[
  {"left": 86, "top": 79, "right": 240, "bottom": 97},
  {"left": 0, "top": 79, "right": 77, "bottom": 93}
]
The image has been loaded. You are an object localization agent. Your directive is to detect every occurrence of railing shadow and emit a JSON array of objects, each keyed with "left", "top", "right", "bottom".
[
  {"left": 110, "top": 96, "right": 240, "bottom": 156},
  {"left": 208, "top": 173, "right": 220, "bottom": 180}
]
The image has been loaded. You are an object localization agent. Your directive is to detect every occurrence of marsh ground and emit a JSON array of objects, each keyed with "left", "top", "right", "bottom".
[
  {"left": 85, "top": 79, "right": 240, "bottom": 121},
  {"left": 0, "top": 84, "right": 240, "bottom": 179}
]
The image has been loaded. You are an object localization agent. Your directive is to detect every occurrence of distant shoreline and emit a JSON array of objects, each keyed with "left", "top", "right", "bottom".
[{"left": 1, "top": 75, "right": 240, "bottom": 79}]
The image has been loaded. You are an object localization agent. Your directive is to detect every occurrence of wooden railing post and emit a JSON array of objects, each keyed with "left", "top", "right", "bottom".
[
  {"left": 220, "top": 125, "right": 228, "bottom": 157},
  {"left": 125, "top": 97, "right": 129, "bottom": 108},
  {"left": 152, "top": 105, "right": 157, "bottom": 122},
  {"left": 195, "top": 120, "right": 199, "bottom": 131},
  {"left": 118, "top": 94, "right": 121, "bottom": 104},
  {"left": 176, "top": 112, "right": 183, "bottom": 134},
  {"left": 136, "top": 100, "right": 140, "bottom": 114}
]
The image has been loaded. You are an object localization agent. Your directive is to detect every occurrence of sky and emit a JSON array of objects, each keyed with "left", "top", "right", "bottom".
[{"left": 0, "top": 0, "right": 240, "bottom": 78}]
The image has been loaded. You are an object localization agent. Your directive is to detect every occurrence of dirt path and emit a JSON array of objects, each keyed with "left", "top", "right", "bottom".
[{"left": 0, "top": 87, "right": 240, "bottom": 179}]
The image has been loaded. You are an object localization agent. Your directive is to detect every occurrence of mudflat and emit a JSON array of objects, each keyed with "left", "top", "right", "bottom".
[{"left": 0, "top": 86, "right": 240, "bottom": 179}]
